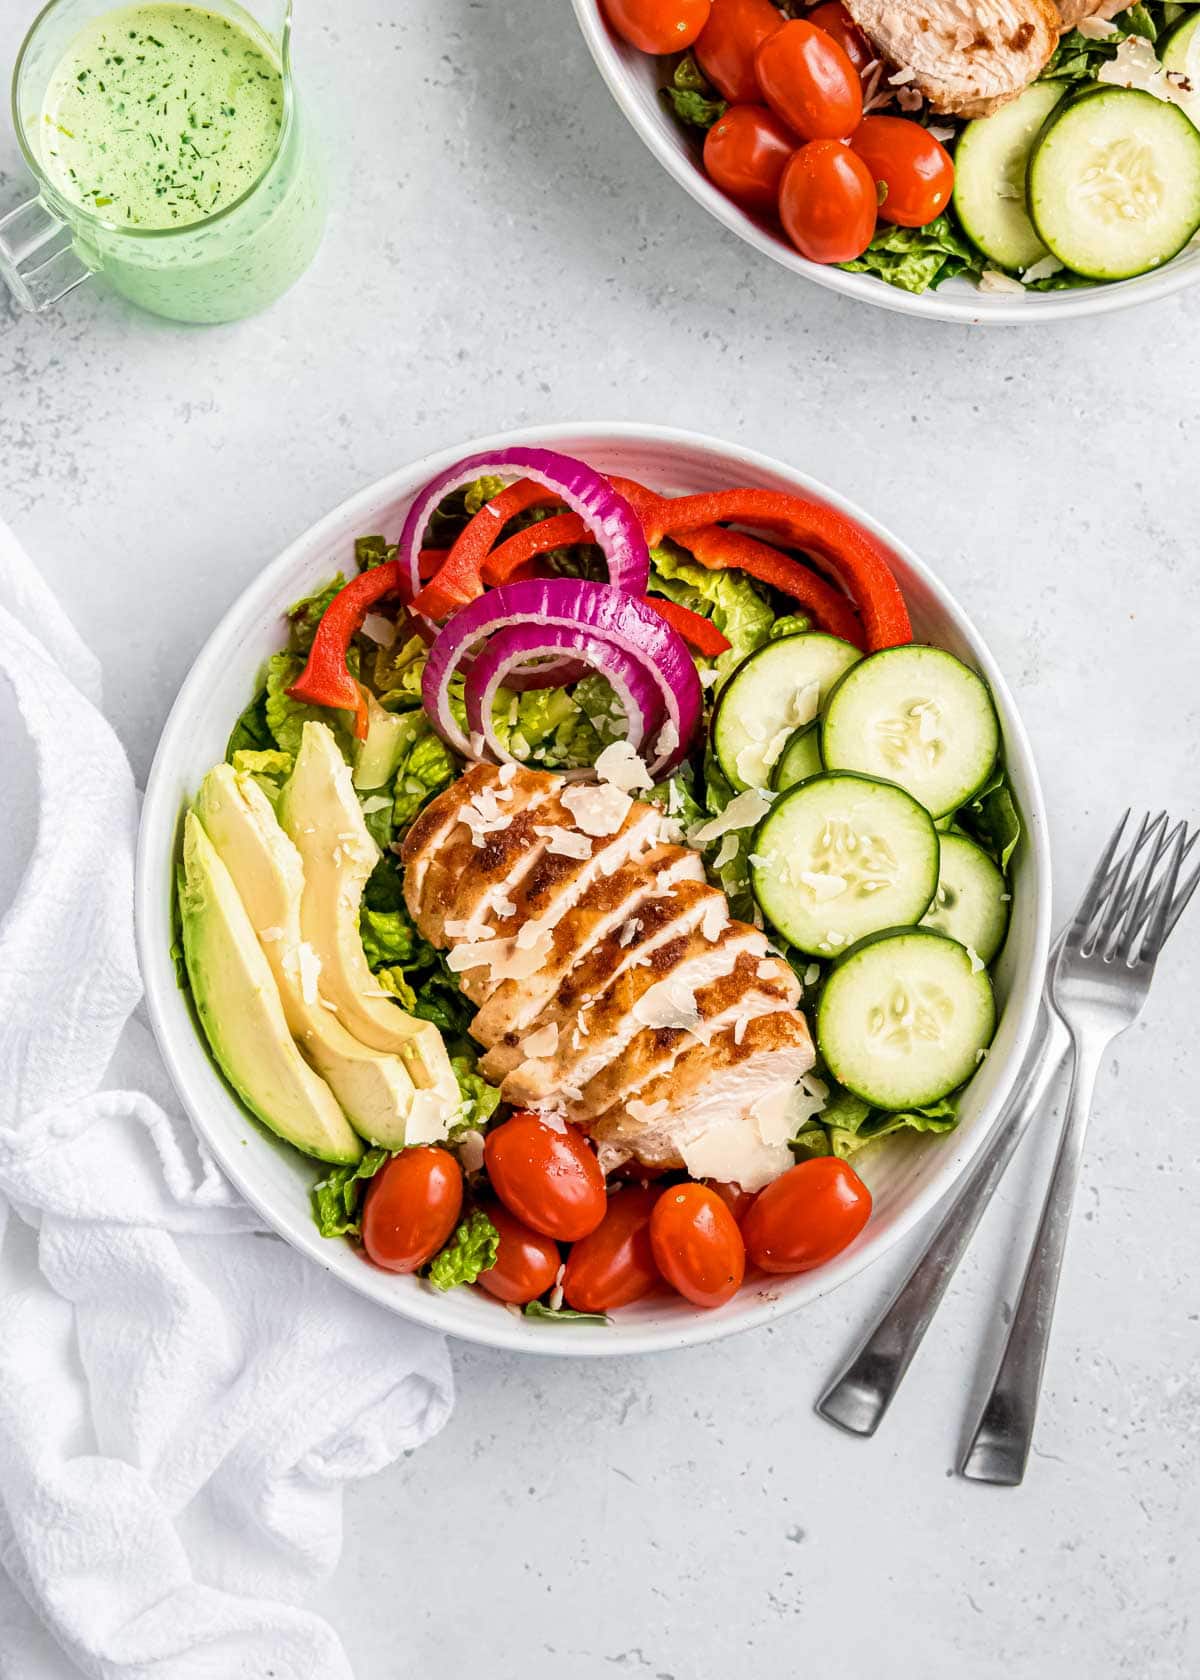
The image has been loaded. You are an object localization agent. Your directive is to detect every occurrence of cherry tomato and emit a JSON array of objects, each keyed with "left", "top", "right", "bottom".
[
  {"left": 694, "top": 0, "right": 784, "bottom": 104},
  {"left": 484, "top": 1112, "right": 607, "bottom": 1242},
  {"left": 562, "top": 1186, "right": 661, "bottom": 1313},
  {"left": 742, "top": 1158, "right": 872, "bottom": 1274},
  {"left": 849, "top": 116, "right": 954, "bottom": 227},
  {"left": 778, "top": 139, "right": 876, "bottom": 263},
  {"left": 602, "top": 0, "right": 712, "bottom": 55},
  {"left": 805, "top": 2, "right": 873, "bottom": 76},
  {"left": 650, "top": 1183, "right": 746, "bottom": 1309},
  {"left": 706, "top": 1179, "right": 756, "bottom": 1223},
  {"left": 703, "top": 104, "right": 796, "bottom": 211},
  {"left": 361, "top": 1147, "right": 463, "bottom": 1274},
  {"left": 754, "top": 20, "right": 862, "bottom": 142},
  {"left": 477, "top": 1203, "right": 561, "bottom": 1305}
]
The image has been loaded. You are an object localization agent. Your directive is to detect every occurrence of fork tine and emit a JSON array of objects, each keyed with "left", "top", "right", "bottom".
[
  {"left": 1096, "top": 810, "right": 1160, "bottom": 959},
  {"left": 1133, "top": 823, "right": 1190, "bottom": 966},
  {"left": 1067, "top": 810, "right": 1129, "bottom": 949},
  {"left": 1164, "top": 832, "right": 1200, "bottom": 943},
  {"left": 1112, "top": 812, "right": 1172, "bottom": 964}
]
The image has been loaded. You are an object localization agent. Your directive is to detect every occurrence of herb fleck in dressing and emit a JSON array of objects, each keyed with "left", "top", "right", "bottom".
[{"left": 40, "top": 3, "right": 283, "bottom": 228}]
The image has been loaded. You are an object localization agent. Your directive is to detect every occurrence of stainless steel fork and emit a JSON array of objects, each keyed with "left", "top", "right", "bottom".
[
  {"left": 817, "top": 821, "right": 1199, "bottom": 1442},
  {"left": 959, "top": 812, "right": 1191, "bottom": 1485}
]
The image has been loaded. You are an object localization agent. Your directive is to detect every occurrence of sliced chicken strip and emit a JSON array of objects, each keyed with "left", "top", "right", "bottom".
[
  {"left": 572, "top": 953, "right": 800, "bottom": 1123},
  {"left": 412, "top": 775, "right": 564, "bottom": 948},
  {"left": 500, "top": 919, "right": 768, "bottom": 1107},
  {"left": 588, "top": 1012, "right": 815, "bottom": 1189},
  {"left": 471, "top": 843, "right": 705, "bottom": 1051},
  {"left": 844, "top": 0, "right": 1058, "bottom": 117},
  {"left": 400, "top": 762, "right": 501, "bottom": 912},
  {"left": 476, "top": 876, "right": 723, "bottom": 1082}
]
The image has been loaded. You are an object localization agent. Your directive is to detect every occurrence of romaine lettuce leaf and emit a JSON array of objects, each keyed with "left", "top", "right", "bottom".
[
  {"left": 355, "top": 534, "right": 394, "bottom": 571},
  {"left": 523, "top": 1302, "right": 610, "bottom": 1324},
  {"left": 839, "top": 215, "right": 983, "bottom": 295},
  {"left": 959, "top": 770, "right": 1022, "bottom": 872},
  {"left": 312, "top": 1146, "right": 391, "bottom": 1238},
  {"left": 449, "top": 1055, "right": 501, "bottom": 1133},
  {"left": 263, "top": 651, "right": 355, "bottom": 759},
  {"left": 427, "top": 1209, "right": 499, "bottom": 1290},
  {"left": 649, "top": 540, "right": 775, "bottom": 680},
  {"left": 286, "top": 574, "right": 347, "bottom": 655}
]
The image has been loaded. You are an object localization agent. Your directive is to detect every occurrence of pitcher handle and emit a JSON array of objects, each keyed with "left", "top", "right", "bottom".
[{"left": 0, "top": 196, "right": 93, "bottom": 313}]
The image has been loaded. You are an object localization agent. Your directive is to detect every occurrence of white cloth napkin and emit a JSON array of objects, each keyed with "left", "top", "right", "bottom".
[{"left": 0, "top": 519, "right": 454, "bottom": 1680}]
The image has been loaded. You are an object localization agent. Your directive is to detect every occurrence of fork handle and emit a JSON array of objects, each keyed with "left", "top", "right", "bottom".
[
  {"left": 959, "top": 1031, "right": 1105, "bottom": 1485},
  {"left": 816, "top": 1002, "right": 1069, "bottom": 1437}
]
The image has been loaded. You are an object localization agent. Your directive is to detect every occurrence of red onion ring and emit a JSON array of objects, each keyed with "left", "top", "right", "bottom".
[
  {"left": 396, "top": 447, "right": 651, "bottom": 603},
  {"left": 421, "top": 578, "right": 701, "bottom": 778},
  {"left": 467, "top": 630, "right": 665, "bottom": 769}
]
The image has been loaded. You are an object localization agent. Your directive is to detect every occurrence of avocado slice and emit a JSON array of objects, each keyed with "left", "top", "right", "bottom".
[
  {"left": 195, "top": 764, "right": 440, "bottom": 1149},
  {"left": 353, "top": 688, "right": 411, "bottom": 791},
  {"left": 277, "top": 722, "right": 461, "bottom": 1122},
  {"left": 178, "top": 811, "right": 362, "bottom": 1165}
]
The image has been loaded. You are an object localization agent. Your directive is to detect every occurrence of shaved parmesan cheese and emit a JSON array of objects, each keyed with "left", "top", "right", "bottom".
[
  {"left": 689, "top": 787, "right": 773, "bottom": 848},
  {"left": 888, "top": 65, "right": 916, "bottom": 85},
  {"left": 978, "top": 268, "right": 1026, "bottom": 295},
  {"left": 445, "top": 915, "right": 495, "bottom": 943},
  {"left": 803, "top": 964, "right": 821, "bottom": 987},
  {"left": 446, "top": 933, "right": 550, "bottom": 980},
  {"left": 633, "top": 974, "right": 702, "bottom": 1033},
  {"left": 259, "top": 926, "right": 284, "bottom": 943},
  {"left": 657, "top": 816, "right": 685, "bottom": 845},
  {"left": 358, "top": 794, "right": 393, "bottom": 816},
  {"left": 532, "top": 1103, "right": 567, "bottom": 1132},
  {"left": 498, "top": 762, "right": 517, "bottom": 786},
  {"left": 595, "top": 738, "right": 653, "bottom": 793},
  {"left": 516, "top": 918, "right": 549, "bottom": 949},
  {"left": 460, "top": 785, "right": 514, "bottom": 846},
  {"left": 798, "top": 870, "right": 848, "bottom": 903},
  {"left": 700, "top": 899, "right": 728, "bottom": 943},
  {"left": 712, "top": 832, "right": 740, "bottom": 871},
  {"left": 654, "top": 719, "right": 679, "bottom": 763},
  {"left": 1022, "top": 254, "right": 1063, "bottom": 283},
  {"left": 490, "top": 891, "right": 518, "bottom": 920},
  {"left": 1078, "top": 14, "right": 1116, "bottom": 38},
  {"left": 455, "top": 1128, "right": 486, "bottom": 1174},
  {"left": 292, "top": 942, "right": 322, "bottom": 1005},
  {"left": 617, "top": 916, "right": 642, "bottom": 948},
  {"left": 626, "top": 1097, "right": 669, "bottom": 1125},
  {"left": 533, "top": 825, "right": 592, "bottom": 860},
  {"left": 519, "top": 1021, "right": 559, "bottom": 1060},
  {"left": 360, "top": 612, "right": 396, "bottom": 648},
  {"left": 562, "top": 781, "right": 633, "bottom": 837},
  {"left": 927, "top": 123, "right": 955, "bottom": 142}
]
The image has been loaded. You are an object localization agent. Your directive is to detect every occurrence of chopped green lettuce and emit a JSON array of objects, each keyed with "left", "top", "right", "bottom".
[
  {"left": 391, "top": 721, "right": 457, "bottom": 829},
  {"left": 523, "top": 1302, "right": 610, "bottom": 1324},
  {"left": 449, "top": 1055, "right": 501, "bottom": 1134},
  {"left": 839, "top": 215, "right": 983, "bottom": 295},
  {"left": 769, "top": 614, "right": 813, "bottom": 641},
  {"left": 959, "top": 769, "right": 1022, "bottom": 872},
  {"left": 662, "top": 56, "right": 727, "bottom": 129},
  {"left": 226, "top": 689, "right": 273, "bottom": 758},
  {"left": 312, "top": 1146, "right": 391, "bottom": 1238},
  {"left": 286, "top": 574, "right": 347, "bottom": 655},
  {"left": 427, "top": 1209, "right": 499, "bottom": 1290},
  {"left": 355, "top": 534, "right": 394, "bottom": 571},
  {"left": 649, "top": 540, "right": 775, "bottom": 680},
  {"left": 231, "top": 747, "right": 294, "bottom": 808},
  {"left": 263, "top": 650, "right": 354, "bottom": 759}
]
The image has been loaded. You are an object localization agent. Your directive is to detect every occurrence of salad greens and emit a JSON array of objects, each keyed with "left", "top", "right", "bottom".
[{"left": 199, "top": 469, "right": 1022, "bottom": 1287}]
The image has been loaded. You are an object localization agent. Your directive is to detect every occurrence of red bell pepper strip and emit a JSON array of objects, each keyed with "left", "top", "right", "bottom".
[
  {"left": 641, "top": 594, "right": 732, "bottom": 657},
  {"left": 286, "top": 561, "right": 402, "bottom": 739},
  {"left": 608, "top": 476, "right": 868, "bottom": 648},
  {"left": 412, "top": 480, "right": 561, "bottom": 619},
  {"left": 481, "top": 512, "right": 590, "bottom": 585},
  {"left": 418, "top": 548, "right": 449, "bottom": 580},
  {"left": 674, "top": 524, "right": 866, "bottom": 650},
  {"left": 640, "top": 486, "right": 911, "bottom": 649}
]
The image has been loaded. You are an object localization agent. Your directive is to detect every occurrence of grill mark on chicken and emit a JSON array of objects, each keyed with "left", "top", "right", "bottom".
[
  {"left": 403, "top": 765, "right": 815, "bottom": 1177},
  {"left": 842, "top": 0, "right": 1058, "bottom": 116}
]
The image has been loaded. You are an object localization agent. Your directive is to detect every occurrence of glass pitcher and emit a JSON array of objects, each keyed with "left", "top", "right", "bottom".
[{"left": 0, "top": 0, "right": 326, "bottom": 323}]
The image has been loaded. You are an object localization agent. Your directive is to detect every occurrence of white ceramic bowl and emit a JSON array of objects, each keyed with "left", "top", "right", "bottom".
[
  {"left": 570, "top": 1, "right": 1200, "bottom": 324},
  {"left": 137, "top": 422, "right": 1051, "bottom": 1356}
]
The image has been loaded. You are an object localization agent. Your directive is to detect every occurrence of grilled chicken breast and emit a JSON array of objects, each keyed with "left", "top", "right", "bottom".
[
  {"left": 844, "top": 0, "right": 1059, "bottom": 116},
  {"left": 401, "top": 765, "right": 816, "bottom": 1189}
]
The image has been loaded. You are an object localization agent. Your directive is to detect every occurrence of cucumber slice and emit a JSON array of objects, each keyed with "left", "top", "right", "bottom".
[
  {"left": 1161, "top": 11, "right": 1200, "bottom": 80},
  {"left": 920, "top": 832, "right": 1010, "bottom": 965},
  {"left": 712, "top": 633, "right": 861, "bottom": 792},
  {"left": 1028, "top": 87, "right": 1200, "bottom": 280},
  {"left": 771, "top": 721, "right": 823, "bottom": 792},
  {"left": 750, "top": 773, "right": 939, "bottom": 957},
  {"left": 817, "top": 929, "right": 996, "bottom": 1109},
  {"left": 821, "top": 646, "right": 999, "bottom": 820},
  {"left": 953, "top": 80, "right": 1067, "bottom": 271}
]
